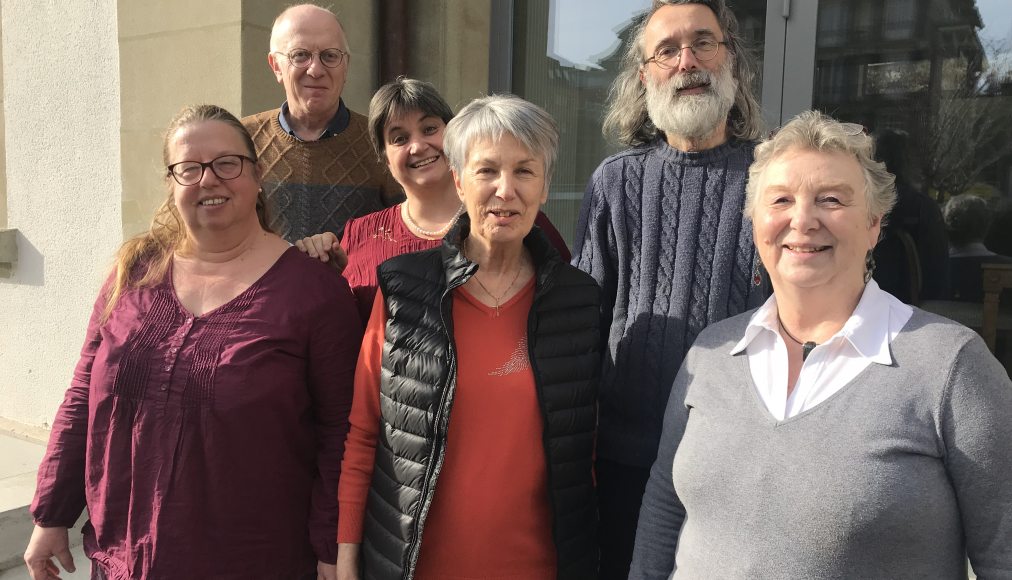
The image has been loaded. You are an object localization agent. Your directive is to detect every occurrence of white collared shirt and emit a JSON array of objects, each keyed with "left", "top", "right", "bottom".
[{"left": 729, "top": 280, "right": 913, "bottom": 420}]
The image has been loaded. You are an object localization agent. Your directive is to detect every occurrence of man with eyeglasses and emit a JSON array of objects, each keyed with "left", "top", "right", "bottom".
[
  {"left": 571, "top": 1, "right": 766, "bottom": 577},
  {"left": 242, "top": 3, "right": 401, "bottom": 243}
]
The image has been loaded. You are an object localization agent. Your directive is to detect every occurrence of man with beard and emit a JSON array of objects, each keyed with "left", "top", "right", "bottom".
[{"left": 571, "top": 1, "right": 765, "bottom": 577}]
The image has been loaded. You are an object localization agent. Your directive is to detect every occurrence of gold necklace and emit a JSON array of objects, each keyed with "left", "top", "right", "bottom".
[
  {"left": 403, "top": 201, "right": 462, "bottom": 238},
  {"left": 465, "top": 247, "right": 526, "bottom": 317}
]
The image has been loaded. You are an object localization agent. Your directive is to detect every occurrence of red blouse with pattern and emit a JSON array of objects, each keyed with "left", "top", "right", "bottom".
[{"left": 31, "top": 247, "right": 362, "bottom": 579}]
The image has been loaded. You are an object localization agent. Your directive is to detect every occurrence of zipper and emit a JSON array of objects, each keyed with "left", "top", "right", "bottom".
[
  {"left": 404, "top": 268, "right": 470, "bottom": 578},
  {"left": 526, "top": 276, "right": 562, "bottom": 566}
]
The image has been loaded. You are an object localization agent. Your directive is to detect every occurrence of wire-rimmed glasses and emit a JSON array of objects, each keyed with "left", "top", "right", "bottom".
[
  {"left": 643, "top": 38, "right": 727, "bottom": 70},
  {"left": 274, "top": 47, "right": 348, "bottom": 69},
  {"left": 167, "top": 155, "right": 254, "bottom": 186}
]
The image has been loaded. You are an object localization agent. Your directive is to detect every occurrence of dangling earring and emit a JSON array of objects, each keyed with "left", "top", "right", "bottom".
[
  {"left": 753, "top": 255, "right": 764, "bottom": 287},
  {"left": 864, "top": 250, "right": 875, "bottom": 284}
]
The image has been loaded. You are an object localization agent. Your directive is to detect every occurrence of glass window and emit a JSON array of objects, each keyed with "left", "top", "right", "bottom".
[
  {"left": 510, "top": 0, "right": 767, "bottom": 245},
  {"left": 812, "top": 0, "right": 1012, "bottom": 365}
]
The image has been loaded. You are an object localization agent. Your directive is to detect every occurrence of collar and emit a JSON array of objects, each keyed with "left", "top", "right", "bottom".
[
  {"left": 440, "top": 212, "right": 561, "bottom": 296},
  {"left": 651, "top": 136, "right": 753, "bottom": 167},
  {"left": 277, "top": 99, "right": 350, "bottom": 141},
  {"left": 730, "top": 279, "right": 911, "bottom": 365}
]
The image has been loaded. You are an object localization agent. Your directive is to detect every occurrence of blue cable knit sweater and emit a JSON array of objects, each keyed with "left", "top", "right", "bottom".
[{"left": 573, "top": 138, "right": 764, "bottom": 467}]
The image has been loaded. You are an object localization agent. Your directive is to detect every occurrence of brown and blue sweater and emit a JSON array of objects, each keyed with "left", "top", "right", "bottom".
[{"left": 242, "top": 105, "right": 403, "bottom": 242}]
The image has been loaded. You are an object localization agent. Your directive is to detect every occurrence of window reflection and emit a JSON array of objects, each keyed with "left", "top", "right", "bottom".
[
  {"left": 512, "top": 0, "right": 767, "bottom": 245},
  {"left": 814, "top": 0, "right": 1012, "bottom": 369}
]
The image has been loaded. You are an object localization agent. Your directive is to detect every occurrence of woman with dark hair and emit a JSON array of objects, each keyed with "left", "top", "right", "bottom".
[
  {"left": 24, "top": 105, "right": 361, "bottom": 580},
  {"left": 335, "top": 95, "right": 599, "bottom": 580},
  {"left": 296, "top": 77, "right": 569, "bottom": 322},
  {"left": 944, "top": 193, "right": 1012, "bottom": 302}
]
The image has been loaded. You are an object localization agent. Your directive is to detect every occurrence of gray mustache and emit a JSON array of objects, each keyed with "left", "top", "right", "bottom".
[{"left": 673, "top": 71, "right": 713, "bottom": 90}]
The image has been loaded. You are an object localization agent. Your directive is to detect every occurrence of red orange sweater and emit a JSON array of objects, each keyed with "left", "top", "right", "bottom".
[{"left": 338, "top": 280, "right": 556, "bottom": 580}]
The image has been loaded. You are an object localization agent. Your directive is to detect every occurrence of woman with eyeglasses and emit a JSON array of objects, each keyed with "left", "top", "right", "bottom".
[
  {"left": 630, "top": 111, "right": 1012, "bottom": 579},
  {"left": 294, "top": 77, "right": 570, "bottom": 323},
  {"left": 24, "top": 105, "right": 361, "bottom": 580}
]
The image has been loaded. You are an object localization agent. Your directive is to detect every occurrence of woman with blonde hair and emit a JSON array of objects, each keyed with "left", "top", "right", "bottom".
[
  {"left": 631, "top": 111, "right": 1012, "bottom": 579},
  {"left": 25, "top": 105, "right": 361, "bottom": 580}
]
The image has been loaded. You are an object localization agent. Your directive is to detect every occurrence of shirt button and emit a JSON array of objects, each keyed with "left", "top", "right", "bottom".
[
  {"left": 159, "top": 385, "right": 168, "bottom": 392},
  {"left": 164, "top": 366, "right": 171, "bottom": 372},
  {"left": 170, "top": 347, "right": 179, "bottom": 354}
]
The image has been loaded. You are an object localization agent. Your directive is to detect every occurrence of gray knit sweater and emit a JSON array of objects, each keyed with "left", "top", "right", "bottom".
[
  {"left": 572, "top": 138, "right": 764, "bottom": 467},
  {"left": 630, "top": 308, "right": 1012, "bottom": 580}
]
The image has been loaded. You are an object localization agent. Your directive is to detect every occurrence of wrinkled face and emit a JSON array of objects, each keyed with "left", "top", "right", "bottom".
[
  {"left": 453, "top": 134, "right": 548, "bottom": 249},
  {"left": 384, "top": 109, "right": 452, "bottom": 193},
  {"left": 752, "top": 148, "right": 881, "bottom": 298},
  {"left": 269, "top": 8, "right": 348, "bottom": 121},
  {"left": 641, "top": 4, "right": 729, "bottom": 86},
  {"left": 167, "top": 120, "right": 262, "bottom": 235},
  {"left": 640, "top": 4, "right": 736, "bottom": 140}
]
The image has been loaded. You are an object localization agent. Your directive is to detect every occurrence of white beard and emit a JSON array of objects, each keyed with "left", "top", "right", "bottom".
[{"left": 645, "top": 60, "right": 737, "bottom": 142}]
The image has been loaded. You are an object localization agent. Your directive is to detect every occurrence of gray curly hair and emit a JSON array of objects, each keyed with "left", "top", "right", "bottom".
[
  {"left": 744, "top": 110, "right": 897, "bottom": 222},
  {"left": 602, "top": 0, "right": 763, "bottom": 146}
]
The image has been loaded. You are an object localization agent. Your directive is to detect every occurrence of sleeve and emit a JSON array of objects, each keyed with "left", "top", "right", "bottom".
[
  {"left": 628, "top": 354, "right": 692, "bottom": 580},
  {"left": 939, "top": 334, "right": 1012, "bottom": 579},
  {"left": 30, "top": 281, "right": 111, "bottom": 527},
  {"left": 336, "top": 291, "right": 387, "bottom": 543},
  {"left": 533, "top": 211, "right": 571, "bottom": 262},
  {"left": 307, "top": 275, "right": 365, "bottom": 564},
  {"left": 571, "top": 168, "right": 618, "bottom": 341}
]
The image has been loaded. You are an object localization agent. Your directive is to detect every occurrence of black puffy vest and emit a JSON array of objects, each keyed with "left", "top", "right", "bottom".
[{"left": 363, "top": 220, "right": 600, "bottom": 580}]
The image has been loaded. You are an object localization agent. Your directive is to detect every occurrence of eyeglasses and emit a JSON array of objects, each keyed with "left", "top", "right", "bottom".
[
  {"left": 766, "top": 121, "right": 866, "bottom": 140},
  {"left": 167, "top": 155, "right": 254, "bottom": 186},
  {"left": 643, "top": 38, "right": 727, "bottom": 70},
  {"left": 274, "top": 47, "right": 347, "bottom": 69}
]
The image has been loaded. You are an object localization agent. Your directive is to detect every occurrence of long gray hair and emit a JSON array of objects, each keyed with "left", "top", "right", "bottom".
[{"left": 602, "top": 0, "right": 763, "bottom": 146}]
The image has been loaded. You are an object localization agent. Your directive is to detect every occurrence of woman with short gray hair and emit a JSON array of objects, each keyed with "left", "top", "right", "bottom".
[
  {"left": 294, "top": 79, "right": 570, "bottom": 323},
  {"left": 631, "top": 110, "right": 1012, "bottom": 579},
  {"left": 335, "top": 95, "right": 600, "bottom": 580}
]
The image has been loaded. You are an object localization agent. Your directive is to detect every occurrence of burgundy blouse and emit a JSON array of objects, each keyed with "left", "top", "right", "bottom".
[
  {"left": 340, "top": 205, "right": 571, "bottom": 323},
  {"left": 31, "top": 247, "right": 362, "bottom": 579}
]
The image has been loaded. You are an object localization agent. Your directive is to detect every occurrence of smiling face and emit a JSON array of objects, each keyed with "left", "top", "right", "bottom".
[
  {"left": 453, "top": 134, "right": 548, "bottom": 250},
  {"left": 268, "top": 6, "right": 348, "bottom": 122},
  {"left": 640, "top": 3, "right": 735, "bottom": 143},
  {"left": 167, "top": 120, "right": 262, "bottom": 236},
  {"left": 384, "top": 109, "right": 453, "bottom": 195},
  {"left": 753, "top": 147, "right": 881, "bottom": 299}
]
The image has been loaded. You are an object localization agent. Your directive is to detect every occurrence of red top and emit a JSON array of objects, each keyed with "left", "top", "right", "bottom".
[
  {"left": 338, "top": 281, "right": 556, "bottom": 580},
  {"left": 340, "top": 205, "right": 571, "bottom": 323},
  {"left": 31, "top": 248, "right": 362, "bottom": 579}
]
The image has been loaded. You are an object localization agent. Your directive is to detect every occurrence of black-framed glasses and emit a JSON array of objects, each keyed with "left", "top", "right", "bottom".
[
  {"left": 274, "top": 47, "right": 347, "bottom": 69},
  {"left": 167, "top": 155, "right": 254, "bottom": 186},
  {"left": 643, "top": 38, "right": 727, "bottom": 70}
]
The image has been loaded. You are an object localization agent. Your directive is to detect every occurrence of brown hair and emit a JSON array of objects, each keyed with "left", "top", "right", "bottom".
[
  {"left": 367, "top": 77, "right": 454, "bottom": 163},
  {"left": 102, "top": 104, "right": 271, "bottom": 321}
]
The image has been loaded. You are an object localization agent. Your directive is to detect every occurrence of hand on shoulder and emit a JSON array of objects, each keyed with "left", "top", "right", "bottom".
[{"left": 295, "top": 232, "right": 348, "bottom": 273}]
